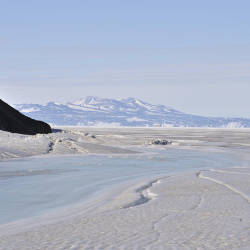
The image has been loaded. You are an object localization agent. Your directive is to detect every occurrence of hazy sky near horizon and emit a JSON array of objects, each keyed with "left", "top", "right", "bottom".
[{"left": 1, "top": 0, "right": 250, "bottom": 118}]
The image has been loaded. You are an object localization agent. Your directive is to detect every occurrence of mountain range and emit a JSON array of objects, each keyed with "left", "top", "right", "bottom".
[{"left": 14, "top": 96, "right": 250, "bottom": 128}]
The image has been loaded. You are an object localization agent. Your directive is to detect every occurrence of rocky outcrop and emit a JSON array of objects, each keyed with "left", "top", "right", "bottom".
[
  {"left": 0, "top": 99, "right": 52, "bottom": 135},
  {"left": 151, "top": 139, "right": 172, "bottom": 145}
]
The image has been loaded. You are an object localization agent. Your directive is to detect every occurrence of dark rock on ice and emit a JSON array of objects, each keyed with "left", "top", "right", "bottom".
[
  {"left": 0, "top": 99, "right": 52, "bottom": 135},
  {"left": 152, "top": 139, "right": 172, "bottom": 145}
]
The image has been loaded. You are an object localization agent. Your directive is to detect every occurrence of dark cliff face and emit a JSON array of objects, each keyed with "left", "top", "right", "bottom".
[{"left": 0, "top": 99, "right": 52, "bottom": 135}]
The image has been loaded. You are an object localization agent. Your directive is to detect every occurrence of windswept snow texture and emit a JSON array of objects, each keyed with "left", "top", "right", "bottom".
[{"left": 14, "top": 96, "right": 250, "bottom": 127}]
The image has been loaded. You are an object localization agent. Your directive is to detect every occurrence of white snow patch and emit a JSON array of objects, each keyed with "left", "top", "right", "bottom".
[
  {"left": 67, "top": 104, "right": 99, "bottom": 112},
  {"left": 126, "top": 117, "right": 146, "bottom": 122},
  {"left": 21, "top": 108, "right": 40, "bottom": 113}
]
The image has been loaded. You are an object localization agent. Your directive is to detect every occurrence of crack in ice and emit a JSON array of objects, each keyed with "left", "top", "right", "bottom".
[{"left": 198, "top": 171, "right": 250, "bottom": 204}]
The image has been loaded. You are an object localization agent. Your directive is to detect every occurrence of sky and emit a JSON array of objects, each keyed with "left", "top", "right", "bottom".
[{"left": 1, "top": 0, "right": 250, "bottom": 118}]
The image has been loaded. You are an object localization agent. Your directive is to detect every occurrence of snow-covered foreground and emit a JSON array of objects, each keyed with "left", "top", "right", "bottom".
[
  {"left": 0, "top": 128, "right": 250, "bottom": 249},
  {"left": 0, "top": 168, "right": 249, "bottom": 249}
]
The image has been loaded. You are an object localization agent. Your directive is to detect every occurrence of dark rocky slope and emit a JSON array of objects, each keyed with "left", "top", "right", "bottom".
[{"left": 0, "top": 99, "right": 52, "bottom": 135}]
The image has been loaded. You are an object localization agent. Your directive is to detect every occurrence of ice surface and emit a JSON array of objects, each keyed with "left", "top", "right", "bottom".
[
  {"left": 0, "top": 147, "right": 246, "bottom": 225},
  {"left": 0, "top": 166, "right": 249, "bottom": 249},
  {"left": 0, "top": 128, "right": 250, "bottom": 249}
]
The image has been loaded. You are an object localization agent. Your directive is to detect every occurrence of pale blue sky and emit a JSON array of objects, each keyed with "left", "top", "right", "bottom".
[{"left": 1, "top": 0, "right": 250, "bottom": 117}]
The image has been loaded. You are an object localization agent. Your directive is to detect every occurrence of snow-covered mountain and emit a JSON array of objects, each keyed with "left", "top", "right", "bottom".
[{"left": 14, "top": 96, "right": 250, "bottom": 128}]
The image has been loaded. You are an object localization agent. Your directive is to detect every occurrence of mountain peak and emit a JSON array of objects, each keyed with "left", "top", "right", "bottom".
[{"left": 72, "top": 96, "right": 104, "bottom": 106}]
